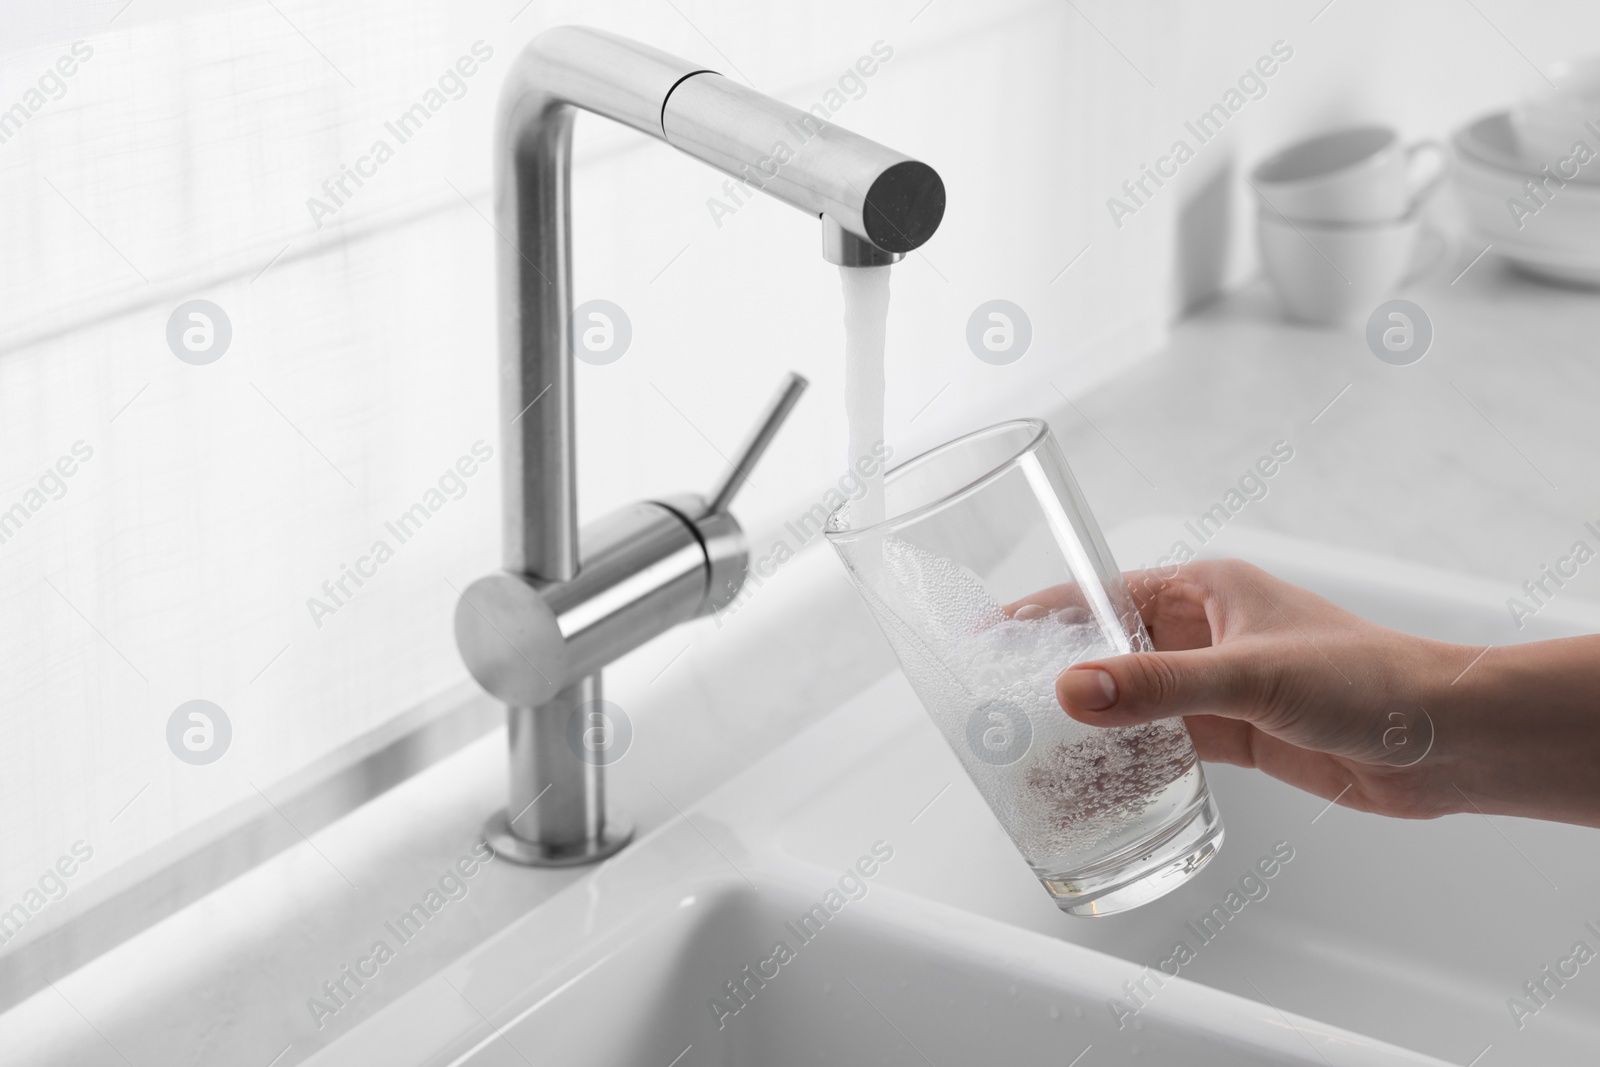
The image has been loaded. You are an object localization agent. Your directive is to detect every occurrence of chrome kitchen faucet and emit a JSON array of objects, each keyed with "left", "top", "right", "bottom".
[{"left": 454, "top": 26, "right": 945, "bottom": 866}]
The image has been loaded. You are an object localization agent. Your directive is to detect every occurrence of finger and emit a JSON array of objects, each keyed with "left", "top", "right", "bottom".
[
  {"left": 1121, "top": 567, "right": 1214, "bottom": 651},
  {"left": 1057, "top": 646, "right": 1268, "bottom": 727},
  {"left": 1001, "top": 583, "right": 1090, "bottom": 621},
  {"left": 1003, "top": 569, "right": 1208, "bottom": 639}
]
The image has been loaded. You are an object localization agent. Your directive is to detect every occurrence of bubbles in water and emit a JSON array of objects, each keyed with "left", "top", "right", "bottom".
[{"left": 849, "top": 538, "right": 1197, "bottom": 868}]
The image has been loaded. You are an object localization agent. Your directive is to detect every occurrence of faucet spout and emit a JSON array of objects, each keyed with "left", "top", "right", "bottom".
[
  {"left": 660, "top": 71, "right": 945, "bottom": 258},
  {"left": 468, "top": 26, "right": 943, "bottom": 865}
]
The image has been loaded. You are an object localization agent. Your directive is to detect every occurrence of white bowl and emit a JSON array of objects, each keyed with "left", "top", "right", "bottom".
[
  {"left": 1452, "top": 111, "right": 1600, "bottom": 282},
  {"left": 1455, "top": 108, "right": 1600, "bottom": 184},
  {"left": 1452, "top": 111, "right": 1537, "bottom": 172},
  {"left": 1513, "top": 55, "right": 1600, "bottom": 175}
]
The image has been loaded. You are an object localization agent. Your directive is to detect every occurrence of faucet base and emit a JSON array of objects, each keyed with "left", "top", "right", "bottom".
[{"left": 483, "top": 810, "right": 635, "bottom": 868}]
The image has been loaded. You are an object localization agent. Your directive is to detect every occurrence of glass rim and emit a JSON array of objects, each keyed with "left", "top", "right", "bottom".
[{"left": 823, "top": 417, "right": 1049, "bottom": 542}]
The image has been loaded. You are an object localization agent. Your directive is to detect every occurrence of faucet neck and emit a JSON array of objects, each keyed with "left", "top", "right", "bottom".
[
  {"left": 492, "top": 27, "right": 943, "bottom": 581},
  {"left": 493, "top": 30, "right": 705, "bottom": 580}
]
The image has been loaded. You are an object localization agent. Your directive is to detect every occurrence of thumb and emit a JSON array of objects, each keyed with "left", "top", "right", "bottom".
[{"left": 1057, "top": 646, "right": 1264, "bottom": 726}]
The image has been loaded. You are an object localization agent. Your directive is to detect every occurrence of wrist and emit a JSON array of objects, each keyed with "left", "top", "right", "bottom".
[{"left": 1423, "top": 637, "right": 1600, "bottom": 827}]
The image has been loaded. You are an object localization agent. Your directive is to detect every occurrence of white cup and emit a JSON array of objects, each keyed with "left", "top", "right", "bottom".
[
  {"left": 1257, "top": 211, "right": 1445, "bottom": 328},
  {"left": 1513, "top": 56, "right": 1600, "bottom": 179},
  {"left": 1251, "top": 126, "right": 1447, "bottom": 223}
]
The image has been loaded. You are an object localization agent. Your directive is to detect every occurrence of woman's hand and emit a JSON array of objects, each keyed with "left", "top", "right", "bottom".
[{"left": 1040, "top": 559, "right": 1600, "bottom": 827}]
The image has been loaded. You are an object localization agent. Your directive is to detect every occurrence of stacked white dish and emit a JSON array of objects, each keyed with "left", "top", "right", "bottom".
[
  {"left": 1452, "top": 57, "right": 1600, "bottom": 286},
  {"left": 1251, "top": 126, "right": 1447, "bottom": 327}
]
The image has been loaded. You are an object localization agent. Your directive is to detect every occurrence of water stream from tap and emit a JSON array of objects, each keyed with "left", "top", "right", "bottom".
[{"left": 840, "top": 264, "right": 892, "bottom": 527}]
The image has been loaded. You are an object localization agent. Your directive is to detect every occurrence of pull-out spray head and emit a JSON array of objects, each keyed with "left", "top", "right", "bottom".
[{"left": 656, "top": 61, "right": 944, "bottom": 267}]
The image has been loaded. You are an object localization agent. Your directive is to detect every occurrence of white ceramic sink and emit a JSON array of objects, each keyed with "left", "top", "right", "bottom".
[
  {"left": 308, "top": 521, "right": 1600, "bottom": 1067},
  {"left": 302, "top": 811, "right": 1446, "bottom": 1066},
  {"left": 339, "top": 871, "right": 1447, "bottom": 1066}
]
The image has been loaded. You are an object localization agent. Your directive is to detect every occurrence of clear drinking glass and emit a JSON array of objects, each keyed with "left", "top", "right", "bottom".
[{"left": 825, "top": 419, "right": 1223, "bottom": 916}]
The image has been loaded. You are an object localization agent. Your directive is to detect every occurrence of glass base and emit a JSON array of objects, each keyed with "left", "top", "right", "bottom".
[{"left": 1038, "top": 792, "right": 1224, "bottom": 917}]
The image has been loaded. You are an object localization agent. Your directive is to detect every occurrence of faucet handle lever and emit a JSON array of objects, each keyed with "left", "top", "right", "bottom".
[{"left": 706, "top": 372, "right": 809, "bottom": 514}]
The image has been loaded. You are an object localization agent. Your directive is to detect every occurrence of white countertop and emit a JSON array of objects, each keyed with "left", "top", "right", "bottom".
[
  {"left": 1061, "top": 266, "right": 1600, "bottom": 591},
  {"left": 7, "top": 263, "right": 1598, "bottom": 1066}
]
